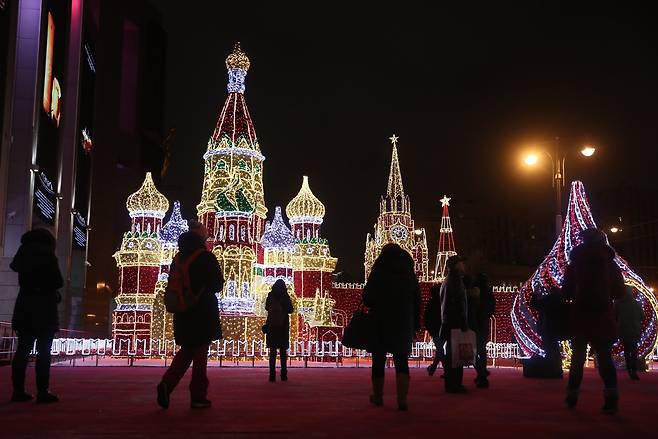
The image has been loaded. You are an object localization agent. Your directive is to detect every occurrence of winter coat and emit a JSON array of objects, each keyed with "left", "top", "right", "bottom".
[
  {"left": 615, "top": 287, "right": 644, "bottom": 341},
  {"left": 473, "top": 273, "right": 495, "bottom": 330},
  {"left": 11, "top": 231, "right": 63, "bottom": 335},
  {"left": 561, "top": 241, "right": 625, "bottom": 342},
  {"left": 439, "top": 270, "right": 468, "bottom": 340},
  {"left": 265, "top": 286, "right": 294, "bottom": 349},
  {"left": 172, "top": 232, "right": 223, "bottom": 347},
  {"left": 424, "top": 285, "right": 442, "bottom": 335},
  {"left": 363, "top": 246, "right": 421, "bottom": 356}
]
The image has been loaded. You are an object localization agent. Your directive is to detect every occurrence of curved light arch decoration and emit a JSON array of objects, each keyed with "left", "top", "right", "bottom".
[{"left": 512, "top": 180, "right": 658, "bottom": 361}]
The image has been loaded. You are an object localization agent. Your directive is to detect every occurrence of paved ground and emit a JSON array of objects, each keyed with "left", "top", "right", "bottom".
[{"left": 0, "top": 365, "right": 656, "bottom": 438}]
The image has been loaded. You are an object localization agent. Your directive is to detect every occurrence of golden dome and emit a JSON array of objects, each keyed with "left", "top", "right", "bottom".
[
  {"left": 126, "top": 172, "right": 169, "bottom": 219},
  {"left": 226, "top": 42, "right": 250, "bottom": 71},
  {"left": 286, "top": 176, "right": 325, "bottom": 224}
]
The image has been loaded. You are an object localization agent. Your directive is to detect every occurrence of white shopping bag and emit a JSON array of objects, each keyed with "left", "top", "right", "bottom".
[{"left": 451, "top": 328, "right": 476, "bottom": 368}]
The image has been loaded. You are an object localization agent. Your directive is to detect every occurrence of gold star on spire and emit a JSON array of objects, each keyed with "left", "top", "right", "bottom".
[
  {"left": 440, "top": 195, "right": 451, "bottom": 207},
  {"left": 389, "top": 134, "right": 399, "bottom": 147}
]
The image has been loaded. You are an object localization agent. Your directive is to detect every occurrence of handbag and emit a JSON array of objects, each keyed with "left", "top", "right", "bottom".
[
  {"left": 341, "top": 306, "right": 374, "bottom": 351},
  {"left": 450, "top": 329, "right": 476, "bottom": 368}
]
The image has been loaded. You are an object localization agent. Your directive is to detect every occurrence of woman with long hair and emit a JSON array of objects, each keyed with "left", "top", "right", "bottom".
[{"left": 264, "top": 279, "right": 294, "bottom": 382}]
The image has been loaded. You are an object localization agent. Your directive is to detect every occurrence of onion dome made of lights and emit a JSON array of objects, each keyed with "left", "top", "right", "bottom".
[
  {"left": 126, "top": 172, "right": 169, "bottom": 219},
  {"left": 261, "top": 206, "right": 296, "bottom": 250},
  {"left": 286, "top": 176, "right": 325, "bottom": 224},
  {"left": 160, "top": 201, "right": 189, "bottom": 244},
  {"left": 226, "top": 42, "right": 250, "bottom": 71}
]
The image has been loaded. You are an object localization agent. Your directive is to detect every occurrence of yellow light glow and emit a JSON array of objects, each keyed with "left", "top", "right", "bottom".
[
  {"left": 524, "top": 154, "right": 539, "bottom": 166},
  {"left": 610, "top": 227, "right": 620, "bottom": 233},
  {"left": 580, "top": 146, "right": 596, "bottom": 157}
]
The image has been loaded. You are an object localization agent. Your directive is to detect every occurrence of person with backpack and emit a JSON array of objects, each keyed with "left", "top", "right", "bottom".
[
  {"left": 615, "top": 285, "right": 644, "bottom": 380},
  {"left": 10, "top": 228, "right": 63, "bottom": 403},
  {"left": 157, "top": 231, "right": 223, "bottom": 409},
  {"left": 562, "top": 228, "right": 626, "bottom": 415},
  {"left": 264, "top": 279, "right": 294, "bottom": 382},
  {"left": 363, "top": 244, "right": 421, "bottom": 411},
  {"left": 424, "top": 284, "right": 444, "bottom": 376}
]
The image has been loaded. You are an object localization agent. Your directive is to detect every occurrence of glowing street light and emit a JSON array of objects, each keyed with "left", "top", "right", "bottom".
[
  {"left": 580, "top": 145, "right": 596, "bottom": 157},
  {"left": 524, "top": 154, "right": 539, "bottom": 166},
  {"left": 610, "top": 226, "right": 620, "bottom": 233}
]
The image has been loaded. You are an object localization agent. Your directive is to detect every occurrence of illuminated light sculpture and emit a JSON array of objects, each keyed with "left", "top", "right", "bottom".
[
  {"left": 112, "top": 173, "right": 169, "bottom": 355},
  {"left": 364, "top": 135, "right": 429, "bottom": 281},
  {"left": 151, "top": 201, "right": 189, "bottom": 344},
  {"left": 512, "top": 181, "right": 658, "bottom": 362},
  {"left": 434, "top": 195, "right": 457, "bottom": 282},
  {"left": 197, "top": 43, "right": 267, "bottom": 316}
]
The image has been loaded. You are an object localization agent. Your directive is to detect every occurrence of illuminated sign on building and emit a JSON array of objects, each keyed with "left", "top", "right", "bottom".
[{"left": 34, "top": 171, "right": 56, "bottom": 223}]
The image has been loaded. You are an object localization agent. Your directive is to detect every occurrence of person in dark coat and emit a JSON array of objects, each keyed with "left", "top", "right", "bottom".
[
  {"left": 264, "top": 279, "right": 294, "bottom": 382},
  {"left": 471, "top": 272, "right": 495, "bottom": 387},
  {"left": 10, "top": 228, "right": 62, "bottom": 403},
  {"left": 440, "top": 255, "right": 469, "bottom": 393},
  {"left": 562, "top": 228, "right": 625, "bottom": 415},
  {"left": 157, "top": 231, "right": 223, "bottom": 409},
  {"left": 363, "top": 243, "right": 420, "bottom": 411},
  {"left": 615, "top": 285, "right": 644, "bottom": 380},
  {"left": 531, "top": 287, "right": 565, "bottom": 379},
  {"left": 424, "top": 284, "right": 444, "bottom": 376}
]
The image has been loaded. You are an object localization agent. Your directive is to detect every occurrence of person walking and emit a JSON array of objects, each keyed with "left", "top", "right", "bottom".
[
  {"left": 615, "top": 285, "right": 644, "bottom": 380},
  {"left": 157, "top": 231, "right": 223, "bottom": 409},
  {"left": 424, "top": 284, "right": 443, "bottom": 376},
  {"left": 562, "top": 228, "right": 625, "bottom": 415},
  {"left": 471, "top": 272, "right": 494, "bottom": 388},
  {"left": 264, "top": 279, "right": 294, "bottom": 382},
  {"left": 10, "top": 229, "right": 63, "bottom": 403},
  {"left": 440, "top": 255, "right": 469, "bottom": 394},
  {"left": 364, "top": 243, "right": 420, "bottom": 411}
]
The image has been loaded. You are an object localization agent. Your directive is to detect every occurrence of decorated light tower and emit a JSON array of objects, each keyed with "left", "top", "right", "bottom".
[
  {"left": 196, "top": 42, "right": 267, "bottom": 315},
  {"left": 434, "top": 195, "right": 457, "bottom": 282},
  {"left": 151, "top": 201, "right": 188, "bottom": 343},
  {"left": 364, "top": 135, "right": 429, "bottom": 281},
  {"left": 512, "top": 181, "right": 658, "bottom": 362},
  {"left": 112, "top": 172, "right": 169, "bottom": 354},
  {"left": 286, "top": 176, "right": 338, "bottom": 330},
  {"left": 259, "top": 206, "right": 296, "bottom": 302}
]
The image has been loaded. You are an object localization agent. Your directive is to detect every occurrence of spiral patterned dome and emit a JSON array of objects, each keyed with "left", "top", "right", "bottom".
[
  {"left": 286, "top": 176, "right": 325, "bottom": 224},
  {"left": 126, "top": 172, "right": 169, "bottom": 219},
  {"left": 226, "top": 42, "right": 250, "bottom": 71}
]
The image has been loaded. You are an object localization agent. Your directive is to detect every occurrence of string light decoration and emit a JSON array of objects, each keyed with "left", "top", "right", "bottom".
[
  {"left": 364, "top": 135, "right": 429, "bottom": 281},
  {"left": 434, "top": 195, "right": 457, "bottom": 282},
  {"left": 126, "top": 172, "right": 169, "bottom": 227},
  {"left": 512, "top": 181, "right": 658, "bottom": 362}
]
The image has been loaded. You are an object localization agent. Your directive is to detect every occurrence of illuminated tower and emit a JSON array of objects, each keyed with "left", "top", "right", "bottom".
[
  {"left": 434, "top": 195, "right": 457, "bottom": 282},
  {"left": 151, "top": 201, "right": 188, "bottom": 343},
  {"left": 259, "top": 206, "right": 296, "bottom": 300},
  {"left": 364, "top": 135, "right": 429, "bottom": 281},
  {"left": 112, "top": 172, "right": 169, "bottom": 354},
  {"left": 196, "top": 42, "right": 267, "bottom": 315}
]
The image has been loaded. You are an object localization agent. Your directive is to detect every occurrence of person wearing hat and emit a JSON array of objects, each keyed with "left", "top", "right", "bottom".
[
  {"left": 439, "top": 255, "right": 469, "bottom": 393},
  {"left": 562, "top": 227, "right": 626, "bottom": 415}
]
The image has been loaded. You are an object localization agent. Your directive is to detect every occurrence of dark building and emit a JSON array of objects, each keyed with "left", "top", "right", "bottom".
[{"left": 83, "top": 0, "right": 167, "bottom": 335}]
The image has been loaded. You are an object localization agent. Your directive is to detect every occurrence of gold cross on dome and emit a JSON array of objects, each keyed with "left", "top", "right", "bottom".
[{"left": 389, "top": 134, "right": 399, "bottom": 147}]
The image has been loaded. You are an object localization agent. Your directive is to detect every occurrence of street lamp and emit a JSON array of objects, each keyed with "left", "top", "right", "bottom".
[{"left": 522, "top": 137, "right": 596, "bottom": 237}]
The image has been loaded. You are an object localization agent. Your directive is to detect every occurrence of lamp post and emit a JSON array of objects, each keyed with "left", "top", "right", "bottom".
[{"left": 524, "top": 137, "right": 596, "bottom": 237}]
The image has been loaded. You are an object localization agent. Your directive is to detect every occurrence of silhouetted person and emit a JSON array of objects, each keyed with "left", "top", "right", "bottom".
[
  {"left": 424, "top": 284, "right": 443, "bottom": 376},
  {"left": 532, "top": 287, "right": 565, "bottom": 378},
  {"left": 562, "top": 228, "right": 625, "bottom": 415},
  {"left": 364, "top": 243, "right": 420, "bottom": 411},
  {"left": 157, "top": 231, "right": 223, "bottom": 409},
  {"left": 471, "top": 272, "right": 494, "bottom": 388},
  {"left": 10, "top": 228, "right": 62, "bottom": 403},
  {"left": 264, "top": 279, "right": 294, "bottom": 382},
  {"left": 615, "top": 285, "right": 644, "bottom": 380},
  {"left": 440, "top": 255, "right": 468, "bottom": 394}
]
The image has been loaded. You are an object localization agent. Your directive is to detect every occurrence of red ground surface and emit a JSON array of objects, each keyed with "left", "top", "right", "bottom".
[{"left": 0, "top": 365, "right": 656, "bottom": 438}]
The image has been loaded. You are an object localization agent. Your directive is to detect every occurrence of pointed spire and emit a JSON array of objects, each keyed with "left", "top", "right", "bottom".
[
  {"left": 386, "top": 135, "right": 404, "bottom": 198},
  {"left": 434, "top": 195, "right": 457, "bottom": 282},
  {"left": 160, "top": 201, "right": 189, "bottom": 244},
  {"left": 261, "top": 206, "right": 296, "bottom": 250}
]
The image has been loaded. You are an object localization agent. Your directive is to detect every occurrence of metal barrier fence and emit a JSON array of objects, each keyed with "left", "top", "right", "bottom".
[{"left": 0, "top": 337, "right": 525, "bottom": 363}]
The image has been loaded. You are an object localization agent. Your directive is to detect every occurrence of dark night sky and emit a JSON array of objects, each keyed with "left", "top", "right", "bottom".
[{"left": 154, "top": 3, "right": 657, "bottom": 281}]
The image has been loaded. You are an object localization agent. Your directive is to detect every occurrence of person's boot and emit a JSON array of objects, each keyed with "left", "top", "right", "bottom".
[
  {"left": 628, "top": 369, "right": 640, "bottom": 381},
  {"left": 191, "top": 398, "right": 212, "bottom": 409},
  {"left": 36, "top": 391, "right": 59, "bottom": 404},
  {"left": 565, "top": 387, "right": 579, "bottom": 409},
  {"left": 369, "top": 376, "right": 384, "bottom": 406},
  {"left": 269, "top": 369, "right": 276, "bottom": 382},
  {"left": 281, "top": 368, "right": 288, "bottom": 382},
  {"left": 10, "top": 391, "right": 33, "bottom": 403},
  {"left": 395, "top": 373, "right": 410, "bottom": 411},
  {"left": 157, "top": 382, "right": 170, "bottom": 409},
  {"left": 601, "top": 388, "right": 619, "bottom": 415},
  {"left": 427, "top": 363, "right": 437, "bottom": 376}
]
